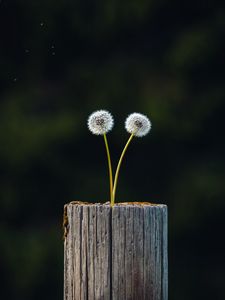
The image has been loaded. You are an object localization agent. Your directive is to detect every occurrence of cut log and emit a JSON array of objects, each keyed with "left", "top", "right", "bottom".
[{"left": 64, "top": 202, "right": 168, "bottom": 300}]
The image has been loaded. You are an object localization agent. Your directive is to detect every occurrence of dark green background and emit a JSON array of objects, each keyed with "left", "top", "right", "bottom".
[{"left": 1, "top": 0, "right": 225, "bottom": 299}]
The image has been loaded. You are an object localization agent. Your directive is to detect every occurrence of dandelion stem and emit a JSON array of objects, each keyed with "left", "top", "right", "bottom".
[
  {"left": 103, "top": 134, "right": 113, "bottom": 205},
  {"left": 112, "top": 133, "right": 134, "bottom": 206}
]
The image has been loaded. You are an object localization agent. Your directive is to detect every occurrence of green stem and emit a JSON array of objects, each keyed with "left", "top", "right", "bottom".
[
  {"left": 112, "top": 133, "right": 134, "bottom": 206},
  {"left": 103, "top": 134, "right": 113, "bottom": 205}
]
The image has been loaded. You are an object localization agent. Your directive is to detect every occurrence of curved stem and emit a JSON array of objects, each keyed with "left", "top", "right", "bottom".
[
  {"left": 103, "top": 134, "right": 113, "bottom": 205},
  {"left": 112, "top": 133, "right": 134, "bottom": 206}
]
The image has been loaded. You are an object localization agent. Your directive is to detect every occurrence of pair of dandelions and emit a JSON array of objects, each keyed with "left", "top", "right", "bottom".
[{"left": 88, "top": 110, "right": 151, "bottom": 207}]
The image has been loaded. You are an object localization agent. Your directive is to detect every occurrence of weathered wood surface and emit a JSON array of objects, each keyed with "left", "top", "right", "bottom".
[{"left": 64, "top": 202, "right": 168, "bottom": 300}]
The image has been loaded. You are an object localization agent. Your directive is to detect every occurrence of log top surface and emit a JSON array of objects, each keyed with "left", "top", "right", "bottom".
[{"left": 66, "top": 201, "right": 166, "bottom": 207}]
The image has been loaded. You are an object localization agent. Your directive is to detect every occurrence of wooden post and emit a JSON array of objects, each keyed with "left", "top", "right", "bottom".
[{"left": 64, "top": 202, "right": 168, "bottom": 300}]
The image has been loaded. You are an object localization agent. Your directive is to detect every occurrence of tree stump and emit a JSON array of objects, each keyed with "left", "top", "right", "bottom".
[{"left": 64, "top": 202, "right": 168, "bottom": 300}]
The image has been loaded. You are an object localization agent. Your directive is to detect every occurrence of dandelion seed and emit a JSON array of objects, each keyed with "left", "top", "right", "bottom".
[
  {"left": 88, "top": 110, "right": 114, "bottom": 135},
  {"left": 125, "top": 112, "right": 151, "bottom": 137}
]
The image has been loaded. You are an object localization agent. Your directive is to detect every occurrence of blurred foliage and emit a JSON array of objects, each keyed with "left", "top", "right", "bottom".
[{"left": 0, "top": 0, "right": 225, "bottom": 299}]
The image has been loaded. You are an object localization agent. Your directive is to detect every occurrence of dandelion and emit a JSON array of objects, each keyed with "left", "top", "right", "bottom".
[
  {"left": 88, "top": 110, "right": 114, "bottom": 135},
  {"left": 111, "top": 113, "right": 151, "bottom": 205},
  {"left": 88, "top": 111, "right": 151, "bottom": 207},
  {"left": 125, "top": 112, "right": 151, "bottom": 137},
  {"left": 88, "top": 110, "right": 114, "bottom": 205}
]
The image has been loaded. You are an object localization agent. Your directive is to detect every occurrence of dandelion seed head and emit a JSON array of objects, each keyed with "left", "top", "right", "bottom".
[
  {"left": 88, "top": 110, "right": 114, "bottom": 135},
  {"left": 125, "top": 112, "right": 151, "bottom": 137}
]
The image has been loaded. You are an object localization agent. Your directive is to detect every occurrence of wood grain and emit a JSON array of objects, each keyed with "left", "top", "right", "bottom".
[{"left": 64, "top": 202, "right": 168, "bottom": 300}]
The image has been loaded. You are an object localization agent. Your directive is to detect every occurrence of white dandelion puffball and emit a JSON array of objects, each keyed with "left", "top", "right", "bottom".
[
  {"left": 125, "top": 112, "right": 151, "bottom": 137},
  {"left": 88, "top": 110, "right": 114, "bottom": 135}
]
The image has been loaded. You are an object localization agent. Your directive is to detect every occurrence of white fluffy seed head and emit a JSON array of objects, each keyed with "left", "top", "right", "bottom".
[
  {"left": 88, "top": 110, "right": 114, "bottom": 135},
  {"left": 125, "top": 112, "right": 151, "bottom": 137}
]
